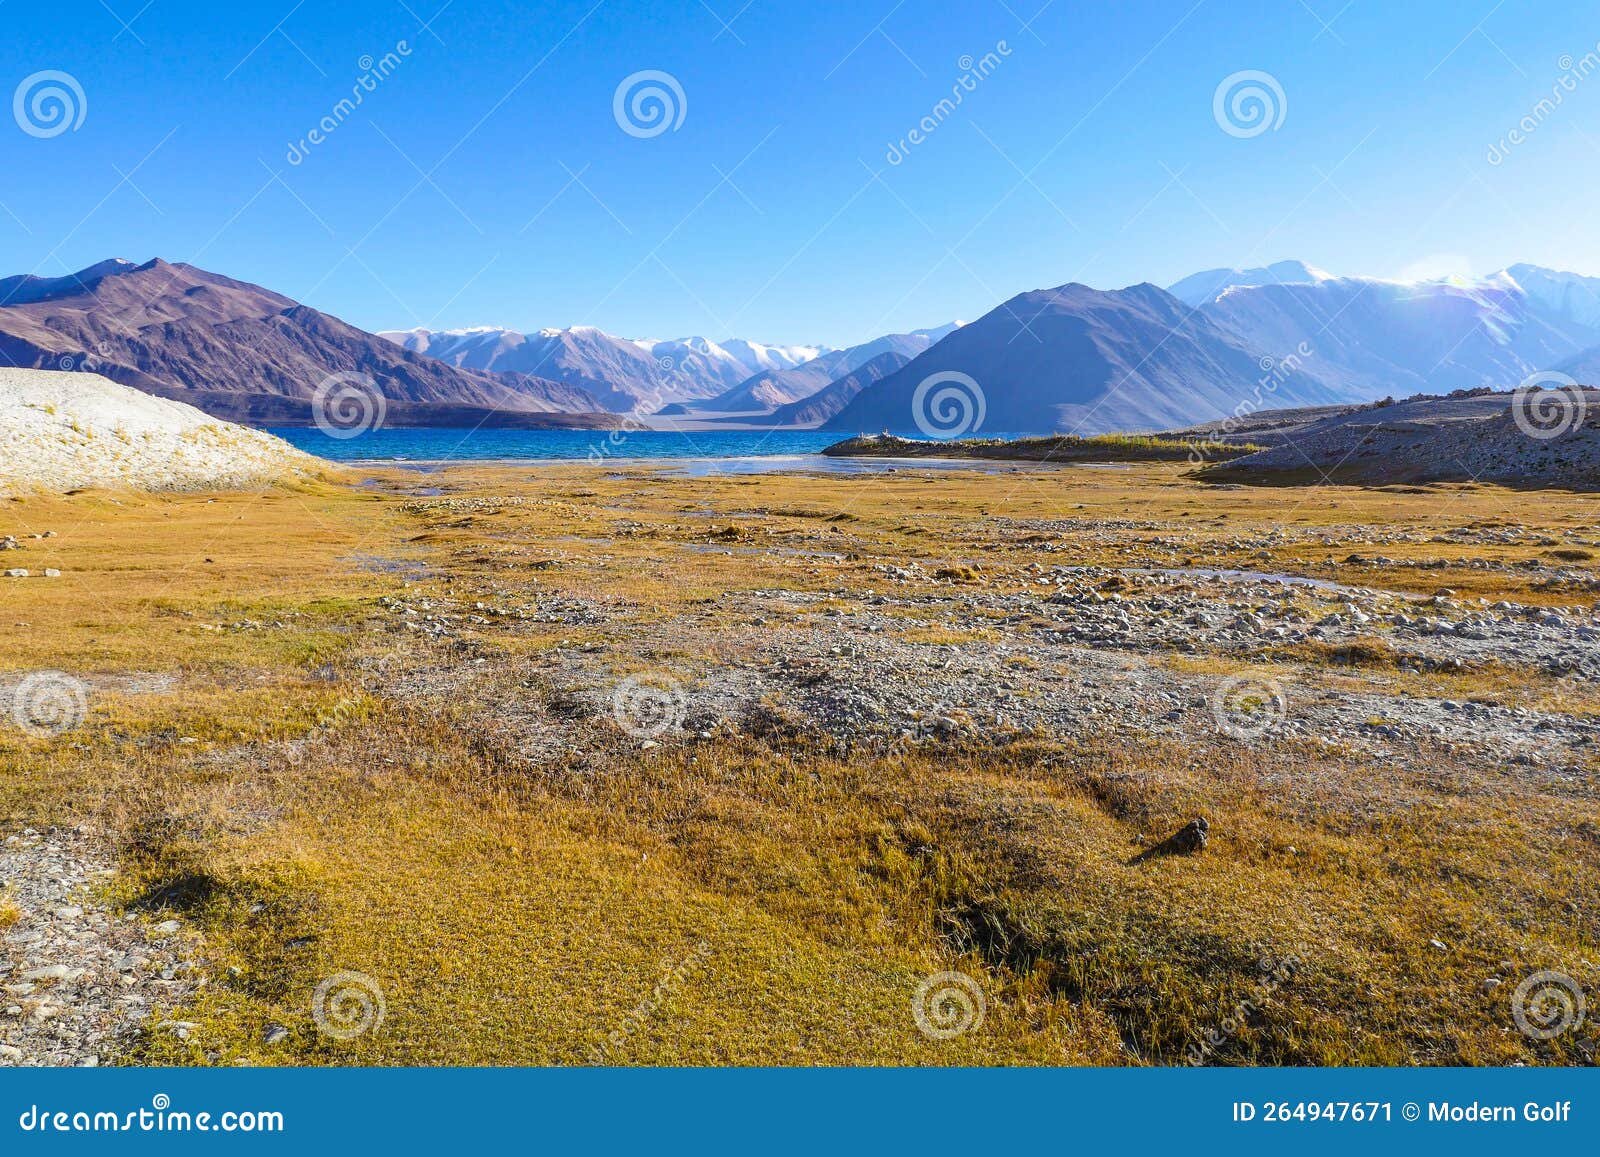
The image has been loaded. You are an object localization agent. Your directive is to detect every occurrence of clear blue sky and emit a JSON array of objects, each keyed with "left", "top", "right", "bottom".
[{"left": 0, "top": 0, "right": 1594, "bottom": 346}]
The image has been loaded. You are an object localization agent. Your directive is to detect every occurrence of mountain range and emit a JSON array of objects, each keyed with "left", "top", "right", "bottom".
[
  {"left": 379, "top": 325, "right": 826, "bottom": 412},
  {"left": 6, "top": 256, "right": 1600, "bottom": 436},
  {"left": 0, "top": 259, "right": 609, "bottom": 427},
  {"left": 820, "top": 282, "right": 1344, "bottom": 433}
]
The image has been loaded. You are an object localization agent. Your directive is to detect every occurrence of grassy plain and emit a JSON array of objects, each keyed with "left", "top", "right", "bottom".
[{"left": 1, "top": 462, "right": 1596, "bottom": 1065}]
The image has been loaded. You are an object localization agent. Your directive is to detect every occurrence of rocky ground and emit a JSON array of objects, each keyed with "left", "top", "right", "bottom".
[
  {"left": 0, "top": 829, "right": 201, "bottom": 1067},
  {"left": 3, "top": 461, "right": 1597, "bottom": 1065},
  {"left": 375, "top": 562, "right": 1600, "bottom": 795}
]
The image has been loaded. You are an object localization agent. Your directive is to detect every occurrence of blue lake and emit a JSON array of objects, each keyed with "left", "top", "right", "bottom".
[
  {"left": 270, "top": 427, "right": 844, "bottom": 463},
  {"left": 269, "top": 428, "right": 1060, "bottom": 475}
]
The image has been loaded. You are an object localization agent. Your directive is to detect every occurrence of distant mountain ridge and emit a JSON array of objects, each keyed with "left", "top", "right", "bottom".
[
  {"left": 674, "top": 323, "right": 964, "bottom": 416},
  {"left": 1177, "top": 263, "right": 1600, "bottom": 398},
  {"left": 13, "top": 256, "right": 1600, "bottom": 437},
  {"left": 767, "top": 351, "right": 913, "bottom": 426},
  {"left": 0, "top": 259, "right": 611, "bottom": 427},
  {"left": 381, "top": 325, "right": 829, "bottom": 412},
  {"left": 822, "top": 281, "right": 1345, "bottom": 435}
]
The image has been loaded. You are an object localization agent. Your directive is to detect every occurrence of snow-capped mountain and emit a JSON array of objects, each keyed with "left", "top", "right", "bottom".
[
  {"left": 822, "top": 282, "right": 1342, "bottom": 434},
  {"left": 379, "top": 326, "right": 833, "bottom": 412},
  {"left": 670, "top": 323, "right": 965, "bottom": 415},
  {"left": 1179, "top": 262, "right": 1600, "bottom": 397},
  {"left": 1165, "top": 260, "right": 1335, "bottom": 307},
  {"left": 0, "top": 259, "right": 606, "bottom": 426},
  {"left": 633, "top": 335, "right": 829, "bottom": 376},
  {"left": 1503, "top": 263, "right": 1600, "bottom": 332}
]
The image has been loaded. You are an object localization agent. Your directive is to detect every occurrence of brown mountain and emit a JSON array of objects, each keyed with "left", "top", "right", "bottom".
[
  {"left": 766, "top": 351, "right": 912, "bottom": 426},
  {"left": 0, "top": 259, "right": 614, "bottom": 427},
  {"left": 822, "top": 282, "right": 1345, "bottom": 435}
]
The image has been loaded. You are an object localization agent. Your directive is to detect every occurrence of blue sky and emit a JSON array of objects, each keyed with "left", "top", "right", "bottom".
[{"left": 1, "top": 0, "right": 1596, "bottom": 346}]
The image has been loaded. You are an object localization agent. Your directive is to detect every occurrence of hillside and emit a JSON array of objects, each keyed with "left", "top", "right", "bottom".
[
  {"left": 766, "top": 351, "right": 913, "bottom": 426},
  {"left": 0, "top": 259, "right": 607, "bottom": 426},
  {"left": 0, "top": 368, "right": 321, "bottom": 494},
  {"left": 822, "top": 282, "right": 1342, "bottom": 435},
  {"left": 1198, "top": 389, "right": 1600, "bottom": 487},
  {"left": 681, "top": 326, "right": 960, "bottom": 415},
  {"left": 382, "top": 326, "right": 828, "bottom": 411}
]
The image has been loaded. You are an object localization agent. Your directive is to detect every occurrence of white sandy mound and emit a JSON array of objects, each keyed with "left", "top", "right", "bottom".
[{"left": 0, "top": 368, "right": 322, "bottom": 495}]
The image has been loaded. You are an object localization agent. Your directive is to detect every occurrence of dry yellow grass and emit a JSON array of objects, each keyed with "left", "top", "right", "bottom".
[{"left": 1, "top": 463, "right": 1596, "bottom": 1066}]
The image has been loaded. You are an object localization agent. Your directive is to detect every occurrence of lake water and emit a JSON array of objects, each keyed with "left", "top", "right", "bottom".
[
  {"left": 269, "top": 427, "right": 1064, "bottom": 475},
  {"left": 271, "top": 428, "right": 843, "bottom": 463}
]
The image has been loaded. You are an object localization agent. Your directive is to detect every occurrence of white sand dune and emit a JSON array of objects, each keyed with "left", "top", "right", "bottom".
[{"left": 0, "top": 368, "right": 322, "bottom": 495}]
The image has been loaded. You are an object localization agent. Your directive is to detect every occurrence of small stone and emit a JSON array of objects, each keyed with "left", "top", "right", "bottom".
[
  {"left": 1169, "top": 817, "right": 1210, "bottom": 854},
  {"left": 1481, "top": 978, "right": 1503, "bottom": 992},
  {"left": 1429, "top": 939, "right": 1448, "bottom": 952},
  {"left": 152, "top": 920, "right": 181, "bottom": 935},
  {"left": 262, "top": 1024, "right": 289, "bottom": 1045}
]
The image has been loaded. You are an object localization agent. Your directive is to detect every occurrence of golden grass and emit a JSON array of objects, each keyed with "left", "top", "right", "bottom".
[{"left": 1, "top": 462, "right": 1596, "bottom": 1066}]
